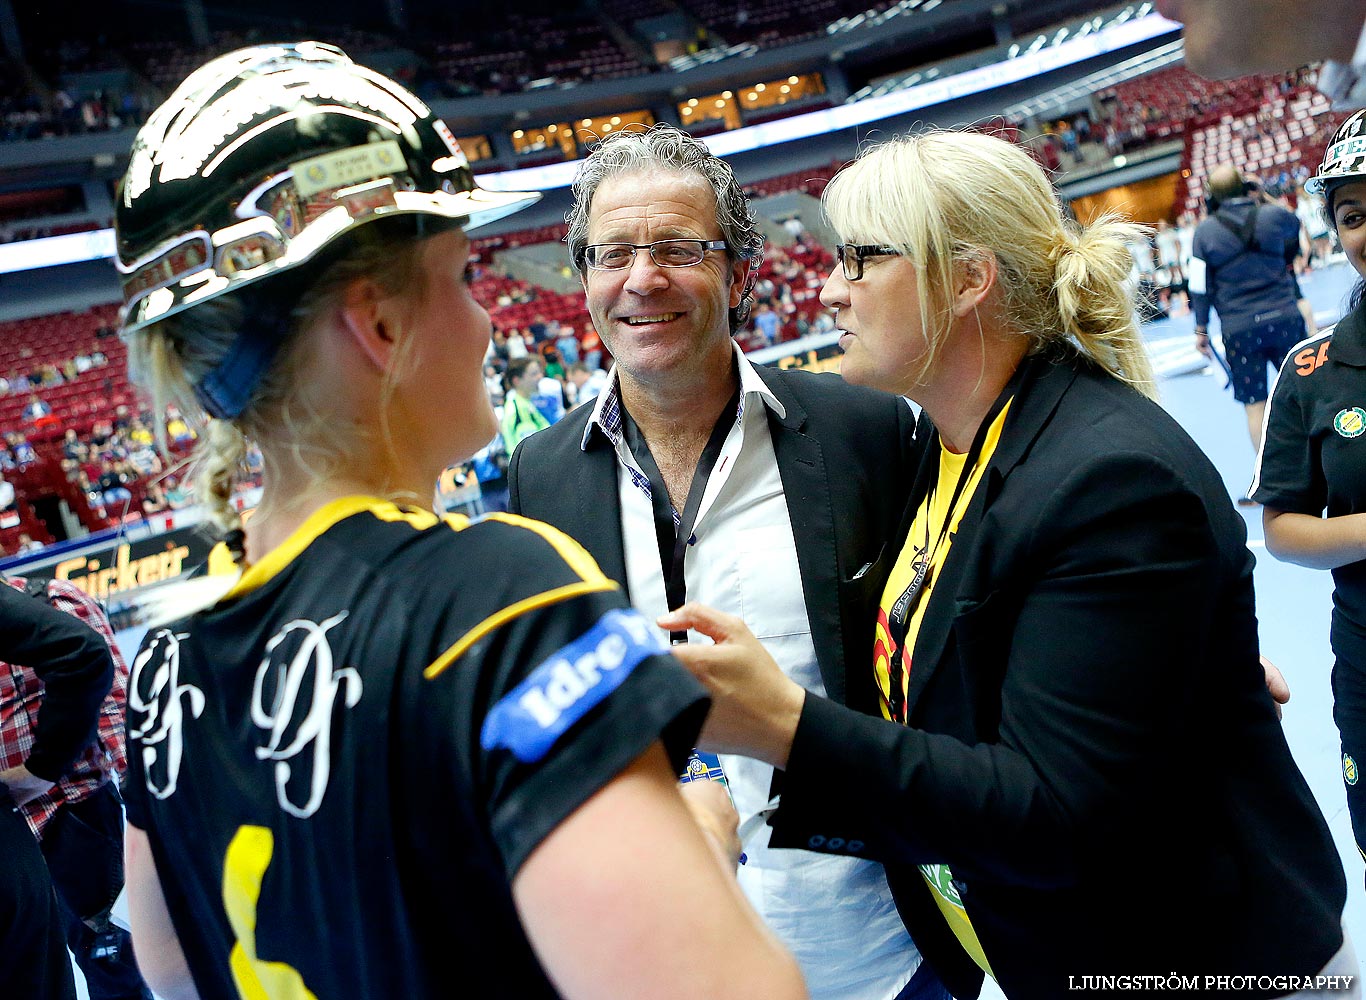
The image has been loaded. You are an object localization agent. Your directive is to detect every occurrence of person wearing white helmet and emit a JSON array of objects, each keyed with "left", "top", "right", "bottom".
[
  {"left": 1254, "top": 108, "right": 1366, "bottom": 890},
  {"left": 114, "top": 42, "right": 806, "bottom": 1000}
]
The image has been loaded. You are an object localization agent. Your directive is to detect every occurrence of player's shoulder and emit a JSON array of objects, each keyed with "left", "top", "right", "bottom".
[{"left": 449, "top": 511, "right": 612, "bottom": 586}]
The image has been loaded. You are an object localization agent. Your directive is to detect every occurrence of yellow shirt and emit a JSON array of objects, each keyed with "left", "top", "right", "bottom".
[{"left": 874, "top": 399, "right": 1012, "bottom": 979}]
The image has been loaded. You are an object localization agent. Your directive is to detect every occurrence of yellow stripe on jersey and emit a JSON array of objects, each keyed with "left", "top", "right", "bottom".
[
  {"left": 422, "top": 511, "right": 621, "bottom": 680},
  {"left": 223, "top": 825, "right": 319, "bottom": 1000},
  {"left": 371, "top": 504, "right": 440, "bottom": 531},
  {"left": 423, "top": 579, "right": 617, "bottom": 680},
  {"left": 224, "top": 497, "right": 435, "bottom": 601},
  {"left": 479, "top": 512, "right": 614, "bottom": 585}
]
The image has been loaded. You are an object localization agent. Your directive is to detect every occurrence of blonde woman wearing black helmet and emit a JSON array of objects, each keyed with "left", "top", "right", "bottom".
[
  {"left": 662, "top": 129, "right": 1351, "bottom": 998},
  {"left": 115, "top": 43, "right": 804, "bottom": 1000},
  {"left": 1255, "top": 108, "right": 1366, "bottom": 891}
]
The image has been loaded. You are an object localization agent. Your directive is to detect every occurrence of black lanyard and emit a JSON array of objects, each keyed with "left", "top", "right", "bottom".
[
  {"left": 885, "top": 383, "right": 1015, "bottom": 722},
  {"left": 620, "top": 385, "right": 742, "bottom": 644}
]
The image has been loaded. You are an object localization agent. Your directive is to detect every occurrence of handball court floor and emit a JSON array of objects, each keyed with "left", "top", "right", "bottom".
[{"left": 92, "top": 260, "right": 1365, "bottom": 1000}]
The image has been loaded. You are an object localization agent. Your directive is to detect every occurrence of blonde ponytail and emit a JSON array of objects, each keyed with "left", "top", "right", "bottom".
[{"left": 1054, "top": 215, "right": 1157, "bottom": 400}]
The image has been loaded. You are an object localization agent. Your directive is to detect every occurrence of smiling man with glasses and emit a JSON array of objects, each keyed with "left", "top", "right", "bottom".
[{"left": 507, "top": 124, "right": 948, "bottom": 1000}]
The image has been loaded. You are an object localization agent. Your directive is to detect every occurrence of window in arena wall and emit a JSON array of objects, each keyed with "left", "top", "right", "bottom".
[
  {"left": 679, "top": 92, "right": 741, "bottom": 132},
  {"left": 511, "top": 123, "right": 576, "bottom": 160},
  {"left": 455, "top": 134, "right": 494, "bottom": 164},
  {"left": 738, "top": 73, "right": 826, "bottom": 119},
  {"left": 573, "top": 110, "right": 656, "bottom": 150}
]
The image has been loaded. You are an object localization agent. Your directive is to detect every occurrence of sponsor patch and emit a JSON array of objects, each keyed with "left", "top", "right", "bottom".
[
  {"left": 290, "top": 140, "right": 406, "bottom": 198},
  {"left": 481, "top": 608, "right": 664, "bottom": 762},
  {"left": 1334, "top": 407, "right": 1366, "bottom": 439},
  {"left": 1346, "top": 754, "right": 1359, "bottom": 786}
]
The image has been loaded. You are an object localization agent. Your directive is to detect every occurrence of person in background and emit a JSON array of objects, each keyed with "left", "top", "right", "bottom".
[
  {"left": 3, "top": 574, "right": 153, "bottom": 999},
  {"left": 661, "top": 129, "right": 1350, "bottom": 999},
  {"left": 1190, "top": 163, "right": 1307, "bottom": 476},
  {"left": 501, "top": 356, "right": 551, "bottom": 454},
  {"left": 483, "top": 361, "right": 505, "bottom": 406},
  {"left": 0, "top": 472, "right": 16, "bottom": 525},
  {"left": 566, "top": 361, "right": 608, "bottom": 408},
  {"left": 1254, "top": 109, "right": 1366, "bottom": 891},
  {"left": 113, "top": 43, "right": 804, "bottom": 1000},
  {"left": 0, "top": 580, "right": 114, "bottom": 1000},
  {"left": 15, "top": 532, "right": 43, "bottom": 554},
  {"left": 555, "top": 323, "right": 580, "bottom": 365}
]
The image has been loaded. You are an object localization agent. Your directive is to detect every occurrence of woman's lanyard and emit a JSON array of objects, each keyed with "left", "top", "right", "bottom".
[
  {"left": 620, "top": 385, "right": 742, "bottom": 644},
  {"left": 885, "top": 386, "right": 1013, "bottom": 722}
]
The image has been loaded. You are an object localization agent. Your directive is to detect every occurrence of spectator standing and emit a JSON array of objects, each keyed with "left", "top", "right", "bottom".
[
  {"left": 566, "top": 361, "right": 608, "bottom": 408},
  {"left": 753, "top": 302, "right": 782, "bottom": 345},
  {"left": 500, "top": 357, "right": 551, "bottom": 455},
  {"left": 1190, "top": 164, "right": 1307, "bottom": 468},
  {"left": 555, "top": 323, "right": 580, "bottom": 365}
]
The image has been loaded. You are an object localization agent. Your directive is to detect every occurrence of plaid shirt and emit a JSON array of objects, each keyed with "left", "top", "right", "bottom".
[{"left": 0, "top": 577, "right": 128, "bottom": 837}]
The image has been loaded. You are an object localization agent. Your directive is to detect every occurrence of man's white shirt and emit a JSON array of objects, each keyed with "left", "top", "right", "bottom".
[{"left": 583, "top": 344, "right": 921, "bottom": 999}]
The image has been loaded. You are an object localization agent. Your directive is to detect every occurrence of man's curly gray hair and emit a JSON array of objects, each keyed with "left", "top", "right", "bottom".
[{"left": 565, "top": 124, "right": 765, "bottom": 331}]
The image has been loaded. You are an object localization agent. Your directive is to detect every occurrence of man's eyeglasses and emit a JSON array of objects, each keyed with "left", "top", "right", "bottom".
[
  {"left": 582, "top": 239, "right": 729, "bottom": 271},
  {"left": 836, "top": 243, "right": 901, "bottom": 281}
]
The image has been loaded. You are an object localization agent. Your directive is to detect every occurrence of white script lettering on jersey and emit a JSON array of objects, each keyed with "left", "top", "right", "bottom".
[
  {"left": 128, "top": 629, "right": 207, "bottom": 800},
  {"left": 251, "top": 611, "right": 361, "bottom": 819}
]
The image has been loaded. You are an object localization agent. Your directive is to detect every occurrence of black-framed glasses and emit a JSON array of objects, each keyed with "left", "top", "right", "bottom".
[
  {"left": 836, "top": 243, "right": 901, "bottom": 281},
  {"left": 582, "top": 238, "right": 729, "bottom": 271}
]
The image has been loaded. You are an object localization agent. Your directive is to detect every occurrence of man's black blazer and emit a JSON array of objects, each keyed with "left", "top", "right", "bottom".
[
  {"left": 507, "top": 362, "right": 920, "bottom": 714},
  {"left": 767, "top": 348, "right": 1347, "bottom": 998}
]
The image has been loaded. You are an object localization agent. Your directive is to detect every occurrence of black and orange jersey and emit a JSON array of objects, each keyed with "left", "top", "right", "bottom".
[
  {"left": 1253, "top": 305, "right": 1366, "bottom": 635},
  {"left": 123, "top": 496, "right": 707, "bottom": 1000}
]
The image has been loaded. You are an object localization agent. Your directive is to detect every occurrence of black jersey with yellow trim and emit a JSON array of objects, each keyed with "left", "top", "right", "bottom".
[{"left": 123, "top": 497, "right": 708, "bottom": 1000}]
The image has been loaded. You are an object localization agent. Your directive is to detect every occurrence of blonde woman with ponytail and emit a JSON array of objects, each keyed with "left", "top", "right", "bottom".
[
  {"left": 113, "top": 44, "right": 806, "bottom": 1000},
  {"left": 661, "top": 130, "right": 1352, "bottom": 997}
]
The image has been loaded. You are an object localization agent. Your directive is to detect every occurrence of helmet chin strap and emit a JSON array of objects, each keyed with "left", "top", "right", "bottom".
[{"left": 195, "top": 324, "right": 287, "bottom": 420}]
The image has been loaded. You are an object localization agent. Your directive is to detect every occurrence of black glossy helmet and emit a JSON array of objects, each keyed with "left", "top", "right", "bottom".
[{"left": 116, "top": 42, "right": 538, "bottom": 416}]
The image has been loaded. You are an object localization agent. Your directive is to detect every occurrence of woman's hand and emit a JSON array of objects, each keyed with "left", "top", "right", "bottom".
[{"left": 658, "top": 602, "right": 806, "bottom": 769}]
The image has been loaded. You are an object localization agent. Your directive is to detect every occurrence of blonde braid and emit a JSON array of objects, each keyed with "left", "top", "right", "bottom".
[{"left": 199, "top": 418, "right": 248, "bottom": 563}]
